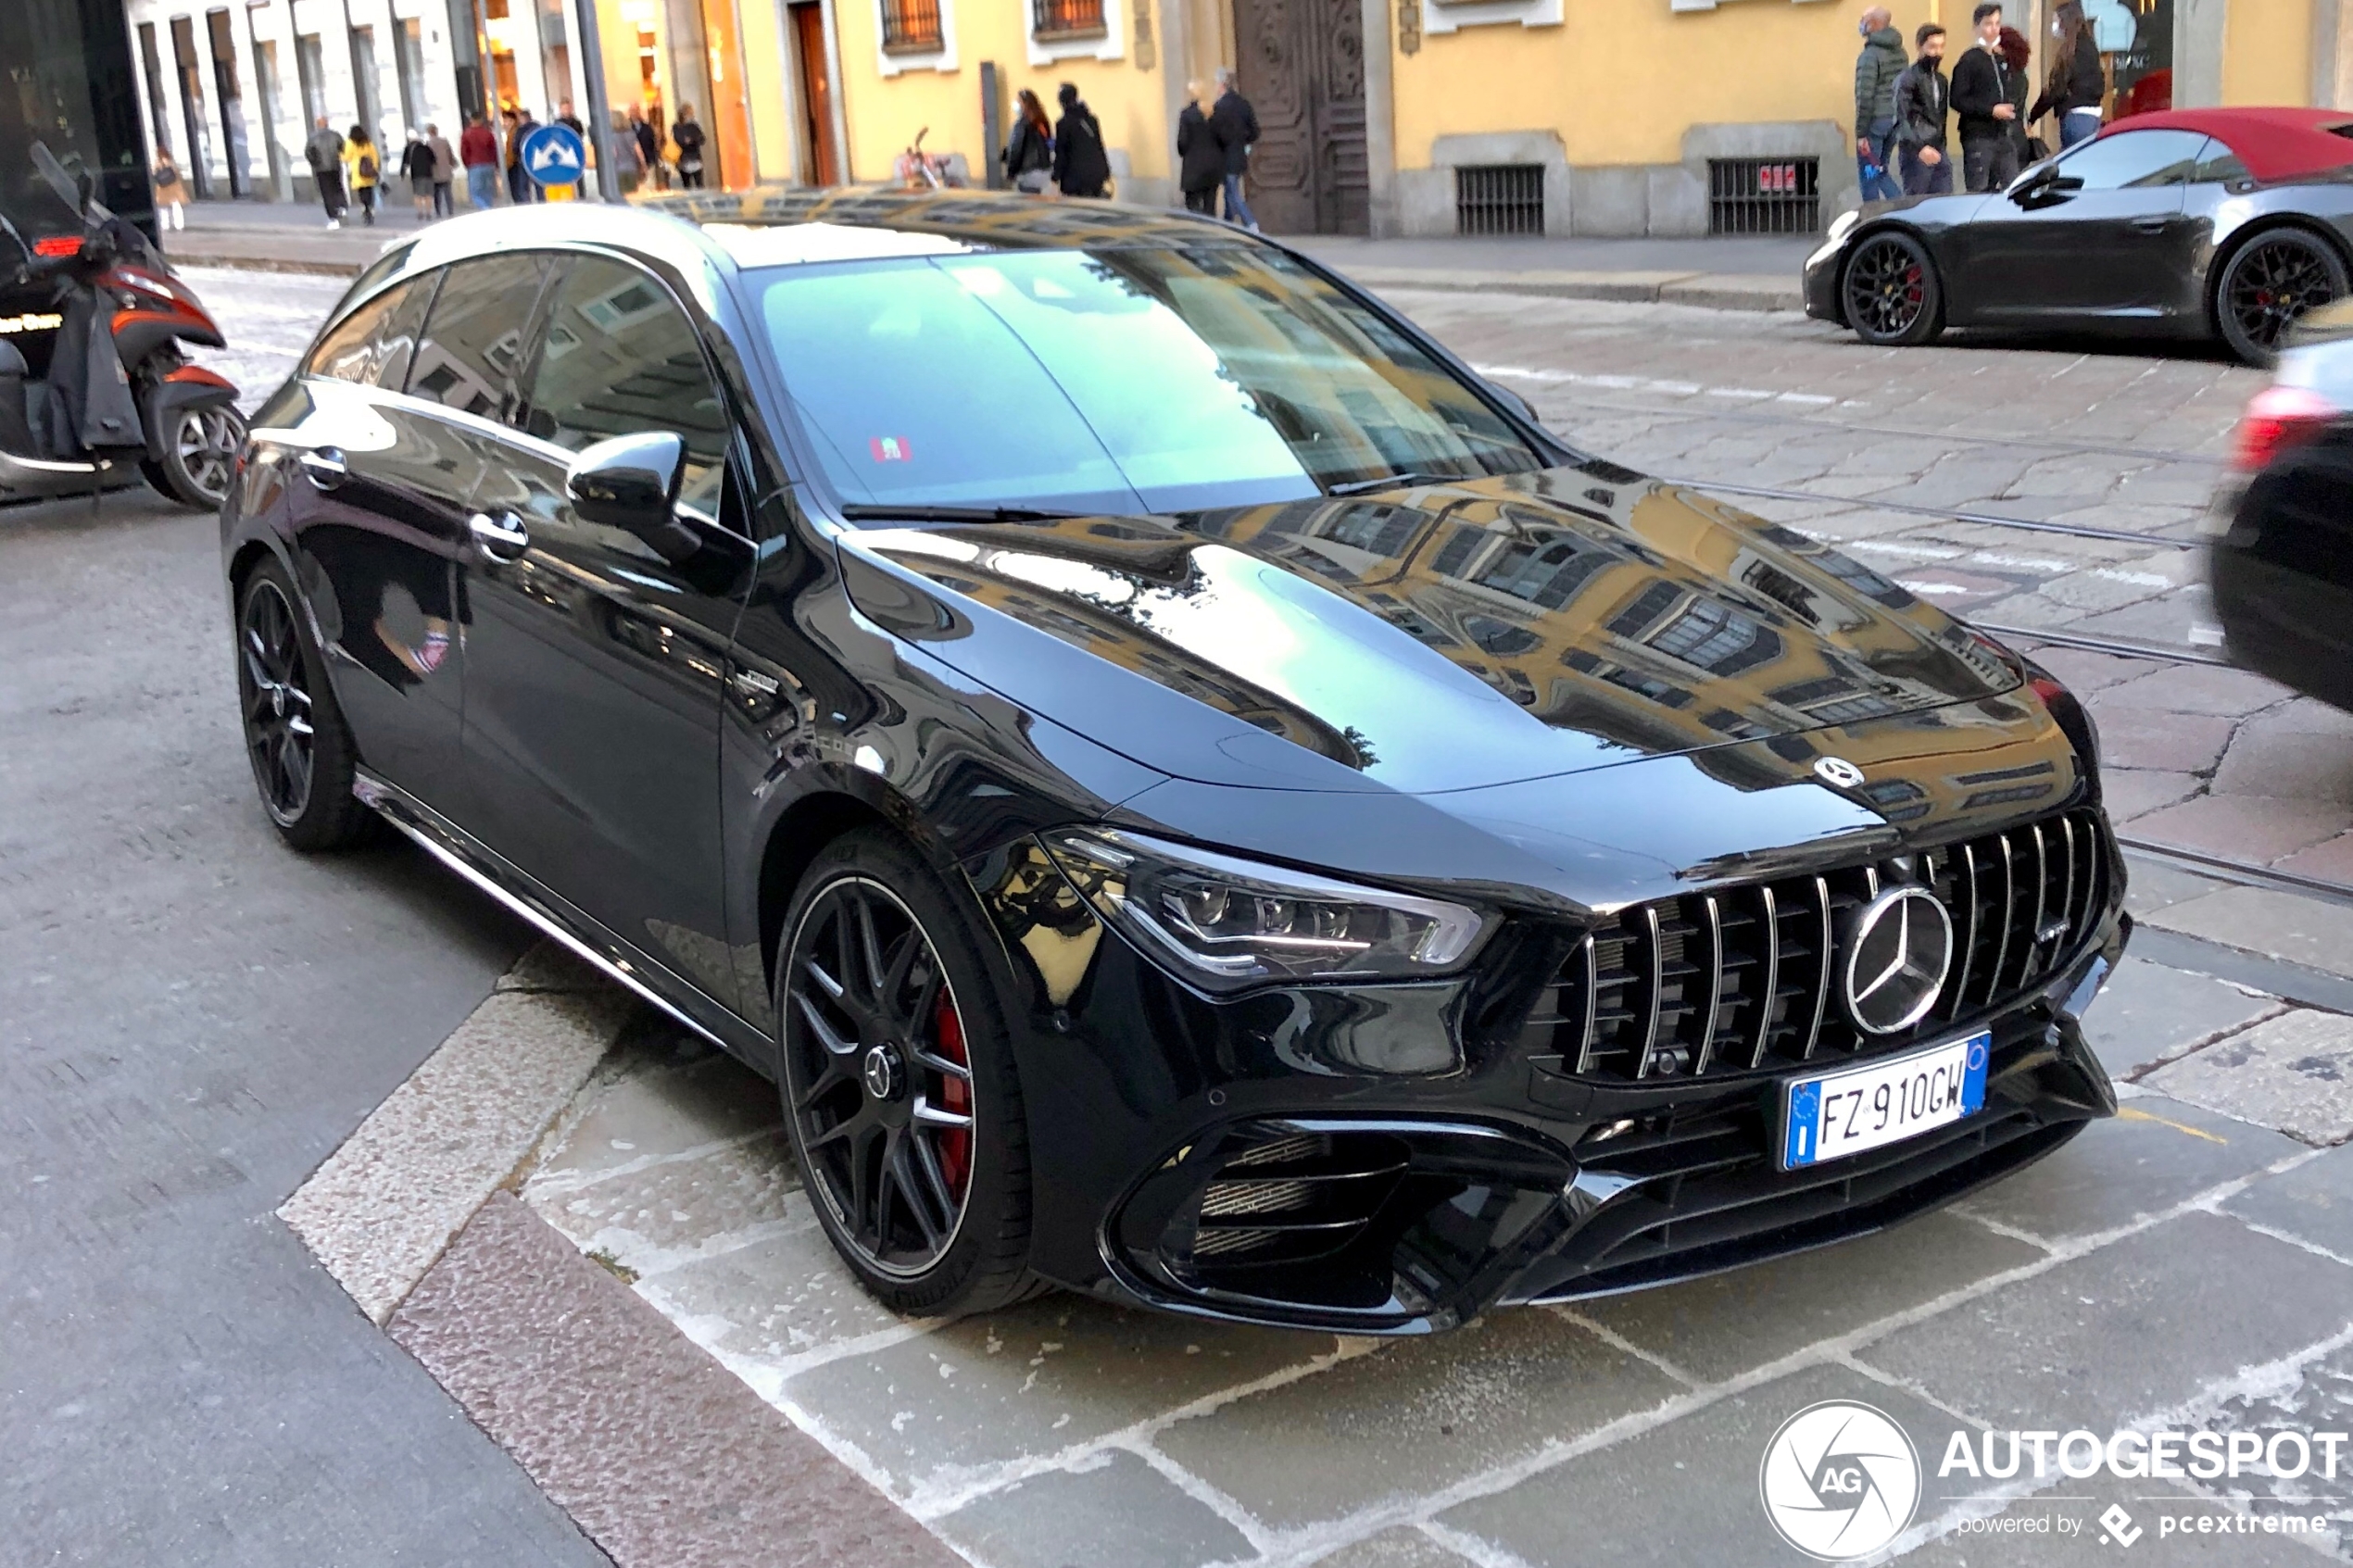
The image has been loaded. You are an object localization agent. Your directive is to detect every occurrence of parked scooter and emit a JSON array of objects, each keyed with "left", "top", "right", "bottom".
[{"left": 0, "top": 143, "right": 244, "bottom": 509}]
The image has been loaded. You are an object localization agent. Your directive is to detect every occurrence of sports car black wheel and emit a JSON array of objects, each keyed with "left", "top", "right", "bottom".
[
  {"left": 776, "top": 829, "right": 1036, "bottom": 1315},
  {"left": 2217, "top": 228, "right": 2349, "bottom": 366},
  {"left": 1842, "top": 231, "right": 1944, "bottom": 346},
  {"left": 235, "top": 559, "right": 371, "bottom": 850}
]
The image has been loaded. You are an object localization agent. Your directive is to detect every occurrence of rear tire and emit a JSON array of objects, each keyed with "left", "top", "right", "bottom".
[
  {"left": 1843, "top": 231, "right": 1944, "bottom": 347},
  {"left": 234, "top": 558, "right": 373, "bottom": 851},
  {"left": 2215, "top": 227, "right": 2349, "bottom": 367},
  {"left": 774, "top": 828, "right": 1038, "bottom": 1317},
  {"left": 149, "top": 402, "right": 245, "bottom": 509}
]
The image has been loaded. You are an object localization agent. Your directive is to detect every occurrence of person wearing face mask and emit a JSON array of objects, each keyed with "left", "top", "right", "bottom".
[
  {"left": 1854, "top": 7, "right": 1908, "bottom": 203},
  {"left": 1893, "top": 24, "right": 1953, "bottom": 195},
  {"left": 2030, "top": 2, "right": 2108, "bottom": 149},
  {"left": 1950, "top": 2, "right": 2023, "bottom": 192}
]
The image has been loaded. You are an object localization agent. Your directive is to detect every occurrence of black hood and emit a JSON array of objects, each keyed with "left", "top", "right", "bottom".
[{"left": 837, "top": 469, "right": 2020, "bottom": 797}]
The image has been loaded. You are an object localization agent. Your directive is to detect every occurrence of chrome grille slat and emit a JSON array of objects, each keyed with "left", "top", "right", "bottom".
[{"left": 1542, "top": 809, "right": 2113, "bottom": 1085}]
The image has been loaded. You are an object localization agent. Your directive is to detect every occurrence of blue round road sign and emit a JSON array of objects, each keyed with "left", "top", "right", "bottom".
[{"left": 520, "top": 123, "right": 586, "bottom": 189}]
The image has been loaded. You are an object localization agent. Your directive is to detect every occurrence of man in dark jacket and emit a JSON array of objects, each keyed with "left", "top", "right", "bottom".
[
  {"left": 305, "top": 116, "right": 346, "bottom": 228},
  {"left": 1949, "top": 3, "right": 2023, "bottom": 192},
  {"left": 1893, "top": 24, "right": 1952, "bottom": 195},
  {"left": 1208, "top": 68, "right": 1260, "bottom": 230},
  {"left": 1176, "top": 81, "right": 1222, "bottom": 215},
  {"left": 1051, "top": 83, "right": 1111, "bottom": 198},
  {"left": 1854, "top": 8, "right": 1906, "bottom": 203}
]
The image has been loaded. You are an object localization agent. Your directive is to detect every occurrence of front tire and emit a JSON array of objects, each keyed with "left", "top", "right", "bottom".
[
  {"left": 1843, "top": 231, "right": 1944, "bottom": 346},
  {"left": 774, "top": 829, "right": 1036, "bottom": 1317},
  {"left": 235, "top": 559, "right": 372, "bottom": 850},
  {"left": 2216, "top": 228, "right": 2349, "bottom": 367},
  {"left": 148, "top": 402, "right": 245, "bottom": 509}
]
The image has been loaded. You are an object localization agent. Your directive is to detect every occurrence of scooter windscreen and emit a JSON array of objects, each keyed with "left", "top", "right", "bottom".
[{"left": 31, "top": 142, "right": 114, "bottom": 225}]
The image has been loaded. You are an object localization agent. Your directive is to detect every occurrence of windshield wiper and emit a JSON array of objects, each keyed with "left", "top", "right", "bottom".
[
  {"left": 1322, "top": 471, "right": 1471, "bottom": 497},
  {"left": 838, "top": 503, "right": 1090, "bottom": 524}
]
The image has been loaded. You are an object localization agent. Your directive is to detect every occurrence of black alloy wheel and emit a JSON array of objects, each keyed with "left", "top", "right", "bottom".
[
  {"left": 777, "top": 831, "right": 1036, "bottom": 1314},
  {"left": 234, "top": 561, "right": 371, "bottom": 850},
  {"left": 1843, "top": 231, "right": 1944, "bottom": 347},
  {"left": 2217, "top": 229, "right": 2350, "bottom": 366},
  {"left": 147, "top": 403, "right": 246, "bottom": 509}
]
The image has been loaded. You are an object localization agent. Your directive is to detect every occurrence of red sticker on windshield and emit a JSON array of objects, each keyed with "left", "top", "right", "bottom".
[{"left": 869, "top": 436, "right": 913, "bottom": 462}]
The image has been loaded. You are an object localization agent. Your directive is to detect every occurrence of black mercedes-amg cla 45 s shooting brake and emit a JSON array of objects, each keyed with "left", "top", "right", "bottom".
[{"left": 223, "top": 191, "right": 2124, "bottom": 1334}]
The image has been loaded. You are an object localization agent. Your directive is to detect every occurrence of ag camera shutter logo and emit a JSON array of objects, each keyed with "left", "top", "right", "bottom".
[{"left": 1759, "top": 1400, "right": 1921, "bottom": 1561}]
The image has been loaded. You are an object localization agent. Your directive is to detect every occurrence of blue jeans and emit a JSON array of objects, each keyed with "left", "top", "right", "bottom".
[
  {"left": 1858, "top": 119, "right": 1904, "bottom": 203},
  {"left": 1900, "top": 147, "right": 1953, "bottom": 196},
  {"left": 1222, "top": 172, "right": 1257, "bottom": 229},
  {"left": 2060, "top": 108, "right": 2100, "bottom": 149},
  {"left": 466, "top": 165, "right": 498, "bottom": 207}
]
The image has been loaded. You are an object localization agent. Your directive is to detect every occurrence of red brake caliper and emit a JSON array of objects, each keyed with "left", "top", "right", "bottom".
[{"left": 933, "top": 989, "right": 972, "bottom": 1198}]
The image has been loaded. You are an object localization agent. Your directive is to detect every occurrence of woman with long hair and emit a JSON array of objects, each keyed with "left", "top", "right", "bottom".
[
  {"left": 1003, "top": 89, "right": 1053, "bottom": 194},
  {"left": 2030, "top": 2, "right": 2108, "bottom": 149},
  {"left": 344, "top": 125, "right": 381, "bottom": 226}
]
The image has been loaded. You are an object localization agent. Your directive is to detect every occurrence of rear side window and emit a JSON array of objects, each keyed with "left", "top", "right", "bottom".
[
  {"left": 520, "top": 255, "right": 732, "bottom": 515},
  {"left": 2193, "top": 136, "right": 2251, "bottom": 184},
  {"left": 409, "top": 254, "right": 553, "bottom": 420}
]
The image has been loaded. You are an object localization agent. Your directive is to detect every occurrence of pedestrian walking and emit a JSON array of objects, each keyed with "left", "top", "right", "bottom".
[
  {"left": 402, "top": 130, "right": 436, "bottom": 221},
  {"left": 1003, "top": 89, "right": 1053, "bottom": 194},
  {"left": 1998, "top": 27, "right": 2041, "bottom": 163},
  {"left": 2030, "top": 2, "right": 2108, "bottom": 150},
  {"left": 460, "top": 113, "right": 499, "bottom": 208},
  {"left": 555, "top": 99, "right": 585, "bottom": 138},
  {"left": 632, "top": 109, "right": 664, "bottom": 191},
  {"left": 1853, "top": 7, "right": 1907, "bottom": 204},
  {"left": 673, "top": 104, "right": 707, "bottom": 189},
  {"left": 1051, "top": 84, "right": 1111, "bottom": 199},
  {"left": 305, "top": 116, "right": 346, "bottom": 228},
  {"left": 427, "top": 122, "right": 457, "bottom": 216},
  {"left": 1951, "top": 3, "right": 2023, "bottom": 193},
  {"left": 507, "top": 108, "right": 541, "bottom": 203},
  {"left": 1176, "top": 81, "right": 1223, "bottom": 215},
  {"left": 608, "top": 110, "right": 644, "bottom": 193},
  {"left": 1209, "top": 67, "right": 1260, "bottom": 229},
  {"left": 345, "top": 124, "right": 381, "bottom": 226},
  {"left": 1894, "top": 24, "right": 1953, "bottom": 196},
  {"left": 152, "top": 148, "right": 185, "bottom": 231}
]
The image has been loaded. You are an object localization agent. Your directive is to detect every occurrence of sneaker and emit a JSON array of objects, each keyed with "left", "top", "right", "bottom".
[
  {"left": 325, "top": 218, "right": 340, "bottom": 230},
  {"left": 414, "top": 630, "right": 451, "bottom": 674}
]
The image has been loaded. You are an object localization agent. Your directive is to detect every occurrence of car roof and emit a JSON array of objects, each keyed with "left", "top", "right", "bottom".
[{"left": 2099, "top": 107, "right": 2353, "bottom": 183}]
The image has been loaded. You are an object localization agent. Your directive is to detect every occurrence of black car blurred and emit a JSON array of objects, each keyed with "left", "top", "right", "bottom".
[
  {"left": 2211, "top": 300, "right": 2353, "bottom": 708},
  {"left": 1804, "top": 107, "right": 2353, "bottom": 365}
]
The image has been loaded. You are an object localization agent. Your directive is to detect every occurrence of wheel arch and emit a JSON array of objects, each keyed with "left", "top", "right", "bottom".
[
  {"left": 2205, "top": 217, "right": 2353, "bottom": 340},
  {"left": 754, "top": 789, "right": 902, "bottom": 1003},
  {"left": 1838, "top": 222, "right": 1946, "bottom": 332}
]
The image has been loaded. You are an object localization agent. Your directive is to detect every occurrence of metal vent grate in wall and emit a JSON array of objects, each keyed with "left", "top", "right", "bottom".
[
  {"left": 1707, "top": 157, "right": 1821, "bottom": 235},
  {"left": 1455, "top": 164, "right": 1545, "bottom": 237}
]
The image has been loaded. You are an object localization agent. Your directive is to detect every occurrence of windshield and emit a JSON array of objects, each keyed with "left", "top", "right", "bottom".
[{"left": 751, "top": 245, "right": 1541, "bottom": 517}]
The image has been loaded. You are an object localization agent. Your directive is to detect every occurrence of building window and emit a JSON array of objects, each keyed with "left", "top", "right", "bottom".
[
  {"left": 1454, "top": 164, "right": 1543, "bottom": 236},
  {"left": 882, "top": 0, "right": 945, "bottom": 52},
  {"left": 1033, "top": 0, "right": 1107, "bottom": 39},
  {"left": 1706, "top": 157, "right": 1820, "bottom": 235}
]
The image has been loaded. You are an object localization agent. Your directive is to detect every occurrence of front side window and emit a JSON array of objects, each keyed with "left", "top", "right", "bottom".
[
  {"left": 409, "top": 254, "right": 552, "bottom": 420},
  {"left": 520, "top": 256, "right": 732, "bottom": 517},
  {"left": 305, "top": 285, "right": 402, "bottom": 384},
  {"left": 752, "top": 245, "right": 1540, "bottom": 518},
  {"left": 2055, "top": 129, "right": 2209, "bottom": 190}
]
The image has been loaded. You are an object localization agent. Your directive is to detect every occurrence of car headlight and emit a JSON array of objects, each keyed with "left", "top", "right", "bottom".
[{"left": 1039, "top": 828, "right": 1491, "bottom": 994}]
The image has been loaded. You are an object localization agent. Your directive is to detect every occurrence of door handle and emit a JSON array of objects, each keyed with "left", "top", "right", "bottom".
[
  {"left": 2132, "top": 216, "right": 2172, "bottom": 232},
  {"left": 468, "top": 510, "right": 530, "bottom": 562},
  {"left": 298, "top": 447, "right": 347, "bottom": 488}
]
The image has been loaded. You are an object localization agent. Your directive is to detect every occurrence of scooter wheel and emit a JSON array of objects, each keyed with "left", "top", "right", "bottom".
[{"left": 148, "top": 403, "right": 246, "bottom": 509}]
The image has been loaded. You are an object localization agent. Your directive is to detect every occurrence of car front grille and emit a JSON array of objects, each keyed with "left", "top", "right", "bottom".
[
  {"left": 1187, "top": 1130, "right": 1410, "bottom": 1269},
  {"left": 1521, "top": 807, "right": 2112, "bottom": 1085}
]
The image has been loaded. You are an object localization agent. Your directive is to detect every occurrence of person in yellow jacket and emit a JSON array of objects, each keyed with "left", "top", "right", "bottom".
[{"left": 343, "top": 125, "right": 381, "bottom": 226}]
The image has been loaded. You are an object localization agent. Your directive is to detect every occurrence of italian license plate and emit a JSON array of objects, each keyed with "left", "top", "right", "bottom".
[{"left": 1780, "top": 1031, "right": 1992, "bottom": 1171}]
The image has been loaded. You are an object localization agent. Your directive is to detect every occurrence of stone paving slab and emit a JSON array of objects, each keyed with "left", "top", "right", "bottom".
[
  {"left": 1302, "top": 1526, "right": 1484, "bottom": 1568},
  {"left": 1951, "top": 1097, "right": 2306, "bottom": 1244},
  {"left": 1857, "top": 1211, "right": 2353, "bottom": 1432},
  {"left": 1152, "top": 1307, "right": 1680, "bottom": 1533},
  {"left": 928, "top": 1449, "right": 1256, "bottom": 1568},
  {"left": 2143, "top": 886, "right": 2353, "bottom": 981},
  {"left": 2224, "top": 1142, "right": 2353, "bottom": 1259},
  {"left": 2079, "top": 958, "right": 2283, "bottom": 1081},
  {"left": 2145, "top": 1010, "right": 2353, "bottom": 1147}
]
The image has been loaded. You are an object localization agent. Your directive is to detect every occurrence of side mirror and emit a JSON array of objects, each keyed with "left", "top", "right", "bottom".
[
  {"left": 1489, "top": 383, "right": 1540, "bottom": 425},
  {"left": 565, "top": 431, "right": 699, "bottom": 562}
]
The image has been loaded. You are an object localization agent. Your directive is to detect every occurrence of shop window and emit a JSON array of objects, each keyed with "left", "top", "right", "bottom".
[
  {"left": 1453, "top": 164, "right": 1542, "bottom": 236},
  {"left": 1707, "top": 157, "right": 1819, "bottom": 235},
  {"left": 1033, "top": 0, "right": 1107, "bottom": 38},
  {"left": 882, "top": 0, "right": 946, "bottom": 51}
]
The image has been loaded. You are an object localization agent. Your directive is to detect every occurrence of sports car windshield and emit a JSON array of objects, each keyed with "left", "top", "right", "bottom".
[{"left": 752, "top": 245, "right": 1541, "bottom": 517}]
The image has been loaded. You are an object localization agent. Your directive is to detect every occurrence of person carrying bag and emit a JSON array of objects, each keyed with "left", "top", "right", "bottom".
[{"left": 1003, "top": 89, "right": 1053, "bottom": 195}]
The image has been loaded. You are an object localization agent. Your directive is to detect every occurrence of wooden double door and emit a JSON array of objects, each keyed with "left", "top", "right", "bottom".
[{"left": 1230, "top": 0, "right": 1369, "bottom": 235}]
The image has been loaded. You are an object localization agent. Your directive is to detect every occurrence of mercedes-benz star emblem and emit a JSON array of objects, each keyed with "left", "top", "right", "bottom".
[
  {"left": 862, "top": 1043, "right": 902, "bottom": 1100},
  {"left": 1814, "top": 756, "right": 1866, "bottom": 789},
  {"left": 1843, "top": 885, "right": 1954, "bottom": 1035}
]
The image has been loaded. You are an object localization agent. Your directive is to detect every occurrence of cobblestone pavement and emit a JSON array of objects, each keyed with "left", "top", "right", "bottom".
[{"left": 189, "top": 265, "right": 2353, "bottom": 1564}]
